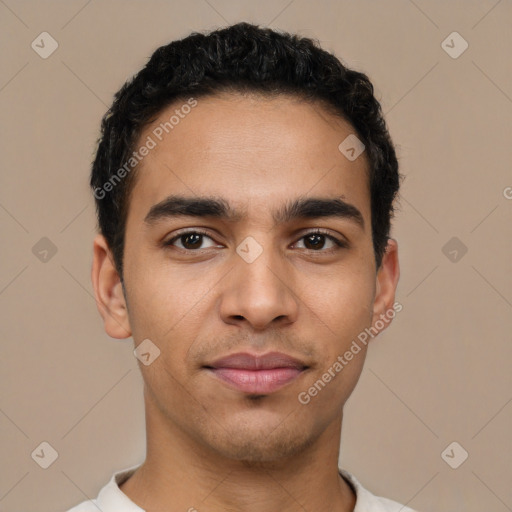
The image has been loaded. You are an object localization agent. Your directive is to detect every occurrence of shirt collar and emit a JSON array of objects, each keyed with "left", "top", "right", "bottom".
[
  {"left": 97, "top": 465, "right": 408, "bottom": 512},
  {"left": 96, "top": 464, "right": 144, "bottom": 511}
]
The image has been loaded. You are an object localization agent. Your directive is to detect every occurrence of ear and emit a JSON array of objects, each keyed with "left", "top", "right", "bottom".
[
  {"left": 91, "top": 233, "right": 132, "bottom": 339},
  {"left": 371, "top": 238, "right": 400, "bottom": 330}
]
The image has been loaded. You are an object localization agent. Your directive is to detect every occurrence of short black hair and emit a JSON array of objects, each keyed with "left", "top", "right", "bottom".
[{"left": 90, "top": 22, "right": 400, "bottom": 278}]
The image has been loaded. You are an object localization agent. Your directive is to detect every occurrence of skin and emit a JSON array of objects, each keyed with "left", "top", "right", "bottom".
[{"left": 91, "top": 92, "right": 399, "bottom": 512}]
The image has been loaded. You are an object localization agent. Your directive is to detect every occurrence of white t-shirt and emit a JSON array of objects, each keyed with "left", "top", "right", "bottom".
[{"left": 66, "top": 465, "right": 418, "bottom": 512}]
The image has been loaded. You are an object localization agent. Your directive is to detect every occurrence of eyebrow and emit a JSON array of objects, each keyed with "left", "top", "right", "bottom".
[{"left": 144, "top": 195, "right": 365, "bottom": 230}]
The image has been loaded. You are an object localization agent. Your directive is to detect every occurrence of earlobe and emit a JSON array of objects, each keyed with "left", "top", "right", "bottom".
[
  {"left": 371, "top": 238, "right": 400, "bottom": 329},
  {"left": 91, "top": 233, "right": 132, "bottom": 339}
]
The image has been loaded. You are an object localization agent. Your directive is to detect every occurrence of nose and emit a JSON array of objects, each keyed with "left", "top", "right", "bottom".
[{"left": 218, "top": 241, "right": 299, "bottom": 331}]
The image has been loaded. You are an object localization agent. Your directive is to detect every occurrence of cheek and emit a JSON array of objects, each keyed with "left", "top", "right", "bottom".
[
  {"left": 124, "top": 265, "right": 219, "bottom": 399},
  {"left": 297, "top": 279, "right": 371, "bottom": 416},
  {"left": 124, "top": 257, "right": 216, "bottom": 341},
  {"left": 299, "top": 349, "right": 367, "bottom": 425},
  {"left": 304, "top": 266, "right": 375, "bottom": 341}
]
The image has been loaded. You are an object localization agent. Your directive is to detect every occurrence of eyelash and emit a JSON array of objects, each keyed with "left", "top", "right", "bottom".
[{"left": 163, "top": 228, "right": 348, "bottom": 252}]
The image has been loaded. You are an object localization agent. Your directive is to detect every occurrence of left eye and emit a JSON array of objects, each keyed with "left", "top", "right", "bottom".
[
  {"left": 294, "top": 231, "right": 344, "bottom": 251},
  {"left": 164, "top": 230, "right": 346, "bottom": 251}
]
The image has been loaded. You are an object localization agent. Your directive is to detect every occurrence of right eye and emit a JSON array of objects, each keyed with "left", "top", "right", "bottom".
[{"left": 163, "top": 230, "right": 221, "bottom": 251}]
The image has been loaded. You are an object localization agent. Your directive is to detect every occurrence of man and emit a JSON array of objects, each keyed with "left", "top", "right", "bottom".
[{"left": 68, "top": 22, "right": 414, "bottom": 511}]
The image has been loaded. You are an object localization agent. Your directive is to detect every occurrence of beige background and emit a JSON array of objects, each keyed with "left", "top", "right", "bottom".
[{"left": 1, "top": 1, "right": 511, "bottom": 511}]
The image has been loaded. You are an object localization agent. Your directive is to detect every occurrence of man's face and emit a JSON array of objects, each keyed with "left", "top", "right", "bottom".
[{"left": 96, "top": 92, "right": 398, "bottom": 462}]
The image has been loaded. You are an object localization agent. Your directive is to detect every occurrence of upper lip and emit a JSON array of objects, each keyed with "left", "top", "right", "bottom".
[{"left": 204, "top": 352, "right": 308, "bottom": 370}]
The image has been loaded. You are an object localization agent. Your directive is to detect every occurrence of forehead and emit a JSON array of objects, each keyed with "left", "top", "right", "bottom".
[{"left": 126, "top": 92, "right": 371, "bottom": 226}]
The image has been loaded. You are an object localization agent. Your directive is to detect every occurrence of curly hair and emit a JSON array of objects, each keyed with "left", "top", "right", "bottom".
[{"left": 91, "top": 22, "right": 400, "bottom": 278}]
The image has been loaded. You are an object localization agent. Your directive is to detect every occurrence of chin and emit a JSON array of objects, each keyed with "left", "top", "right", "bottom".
[{"left": 205, "top": 421, "right": 318, "bottom": 464}]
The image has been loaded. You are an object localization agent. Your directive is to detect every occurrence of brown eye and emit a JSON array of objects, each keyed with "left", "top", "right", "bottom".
[
  {"left": 180, "top": 233, "right": 203, "bottom": 249},
  {"left": 165, "top": 230, "right": 217, "bottom": 250},
  {"left": 295, "top": 230, "right": 347, "bottom": 251},
  {"left": 303, "top": 233, "right": 327, "bottom": 250}
]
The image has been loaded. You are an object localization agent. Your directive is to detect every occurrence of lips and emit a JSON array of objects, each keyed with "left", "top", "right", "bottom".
[{"left": 204, "top": 352, "right": 308, "bottom": 394}]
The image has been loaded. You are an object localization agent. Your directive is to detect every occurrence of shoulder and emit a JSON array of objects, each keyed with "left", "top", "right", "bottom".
[
  {"left": 340, "top": 469, "right": 419, "bottom": 512},
  {"left": 64, "top": 464, "right": 142, "bottom": 512},
  {"left": 65, "top": 500, "right": 100, "bottom": 512},
  {"left": 370, "top": 496, "right": 418, "bottom": 512}
]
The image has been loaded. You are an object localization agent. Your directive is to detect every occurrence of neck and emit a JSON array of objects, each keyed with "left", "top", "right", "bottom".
[{"left": 120, "top": 388, "right": 356, "bottom": 512}]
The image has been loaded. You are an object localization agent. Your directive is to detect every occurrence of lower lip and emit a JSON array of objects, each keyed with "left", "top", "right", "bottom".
[{"left": 207, "top": 367, "right": 304, "bottom": 394}]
